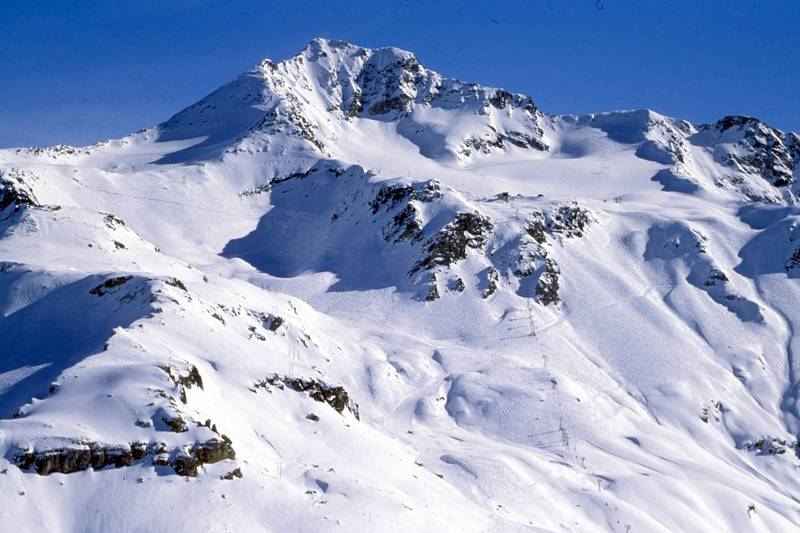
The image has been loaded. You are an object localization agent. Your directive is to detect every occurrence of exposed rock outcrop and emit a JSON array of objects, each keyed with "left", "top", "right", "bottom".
[
  {"left": 742, "top": 436, "right": 799, "bottom": 456},
  {"left": 460, "top": 128, "right": 547, "bottom": 157},
  {"left": 706, "top": 116, "right": 797, "bottom": 188},
  {"left": 12, "top": 437, "right": 236, "bottom": 477},
  {"left": 528, "top": 203, "right": 593, "bottom": 241},
  {"left": 89, "top": 276, "right": 133, "bottom": 296},
  {"left": 510, "top": 203, "right": 593, "bottom": 306},
  {"left": 0, "top": 169, "right": 38, "bottom": 212},
  {"left": 370, "top": 180, "right": 442, "bottom": 215},
  {"left": 255, "top": 374, "right": 359, "bottom": 418},
  {"left": 482, "top": 267, "right": 499, "bottom": 299},
  {"left": 411, "top": 212, "right": 493, "bottom": 274},
  {"left": 160, "top": 364, "right": 204, "bottom": 404},
  {"left": 785, "top": 247, "right": 800, "bottom": 274},
  {"left": 372, "top": 180, "right": 442, "bottom": 244}
]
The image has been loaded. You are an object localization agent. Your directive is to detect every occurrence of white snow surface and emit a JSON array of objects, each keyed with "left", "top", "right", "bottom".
[{"left": 1, "top": 38, "right": 800, "bottom": 532}]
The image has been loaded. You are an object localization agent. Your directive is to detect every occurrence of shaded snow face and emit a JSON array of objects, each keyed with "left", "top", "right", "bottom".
[{"left": 1, "top": 37, "right": 800, "bottom": 533}]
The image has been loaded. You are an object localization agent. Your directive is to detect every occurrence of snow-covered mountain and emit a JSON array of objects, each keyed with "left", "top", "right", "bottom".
[{"left": 2, "top": 38, "right": 800, "bottom": 532}]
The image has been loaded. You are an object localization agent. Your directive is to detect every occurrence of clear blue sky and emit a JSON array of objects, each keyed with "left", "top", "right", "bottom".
[{"left": 1, "top": 0, "right": 797, "bottom": 148}]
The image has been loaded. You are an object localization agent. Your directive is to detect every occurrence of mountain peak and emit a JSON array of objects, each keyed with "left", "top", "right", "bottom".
[
  {"left": 299, "top": 37, "right": 415, "bottom": 62},
  {"left": 155, "top": 38, "right": 548, "bottom": 163}
]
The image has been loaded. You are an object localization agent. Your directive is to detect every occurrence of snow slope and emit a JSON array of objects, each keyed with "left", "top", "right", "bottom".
[{"left": 1, "top": 38, "right": 800, "bottom": 532}]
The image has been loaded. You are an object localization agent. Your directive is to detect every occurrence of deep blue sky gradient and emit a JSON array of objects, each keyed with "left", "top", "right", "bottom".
[{"left": 1, "top": 0, "right": 797, "bottom": 147}]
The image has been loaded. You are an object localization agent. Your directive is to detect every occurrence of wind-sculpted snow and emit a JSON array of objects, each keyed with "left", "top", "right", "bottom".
[
  {"left": 1, "top": 38, "right": 800, "bottom": 532},
  {"left": 644, "top": 221, "right": 764, "bottom": 322},
  {"left": 736, "top": 205, "right": 800, "bottom": 278}
]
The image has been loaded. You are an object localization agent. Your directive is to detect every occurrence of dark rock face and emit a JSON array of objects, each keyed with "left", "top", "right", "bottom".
[
  {"left": 370, "top": 181, "right": 442, "bottom": 214},
  {"left": 14, "top": 442, "right": 137, "bottom": 476},
  {"left": 525, "top": 221, "right": 547, "bottom": 245},
  {"left": 461, "top": 134, "right": 504, "bottom": 156},
  {"left": 450, "top": 277, "right": 466, "bottom": 292},
  {"left": 637, "top": 137, "right": 688, "bottom": 165},
  {"left": 786, "top": 247, "right": 800, "bottom": 274},
  {"left": 513, "top": 235, "right": 561, "bottom": 304},
  {"left": 743, "top": 437, "right": 799, "bottom": 456},
  {"left": 411, "top": 212, "right": 493, "bottom": 274},
  {"left": 512, "top": 204, "right": 593, "bottom": 306},
  {"left": 371, "top": 184, "right": 415, "bottom": 214},
  {"left": 0, "top": 169, "right": 38, "bottom": 212},
  {"left": 257, "top": 374, "right": 359, "bottom": 418},
  {"left": 512, "top": 242, "right": 561, "bottom": 305},
  {"left": 252, "top": 105, "right": 326, "bottom": 153},
  {"left": 712, "top": 116, "right": 796, "bottom": 188},
  {"left": 370, "top": 95, "right": 413, "bottom": 115},
  {"left": 90, "top": 444, "right": 134, "bottom": 470},
  {"left": 245, "top": 311, "right": 284, "bottom": 337},
  {"left": 503, "top": 130, "right": 548, "bottom": 151},
  {"left": 339, "top": 47, "right": 547, "bottom": 153},
  {"left": 131, "top": 442, "right": 148, "bottom": 460},
  {"left": 532, "top": 203, "right": 593, "bottom": 240},
  {"left": 370, "top": 182, "right": 586, "bottom": 305},
  {"left": 162, "top": 364, "right": 204, "bottom": 390},
  {"left": 266, "top": 315, "right": 284, "bottom": 332},
  {"left": 161, "top": 413, "right": 189, "bottom": 433},
  {"left": 482, "top": 267, "right": 499, "bottom": 299},
  {"left": 165, "top": 277, "right": 188, "bottom": 292},
  {"left": 425, "top": 276, "right": 440, "bottom": 301},
  {"left": 193, "top": 436, "right": 236, "bottom": 465},
  {"left": 14, "top": 144, "right": 88, "bottom": 158},
  {"left": 488, "top": 89, "right": 514, "bottom": 109},
  {"left": 536, "top": 259, "right": 561, "bottom": 306},
  {"left": 89, "top": 276, "right": 133, "bottom": 296},
  {"left": 387, "top": 204, "right": 424, "bottom": 243},
  {"left": 293, "top": 379, "right": 354, "bottom": 416},
  {"left": 151, "top": 405, "right": 190, "bottom": 433},
  {"left": 787, "top": 133, "right": 800, "bottom": 167},
  {"left": 371, "top": 180, "right": 442, "bottom": 245},
  {"left": 16, "top": 447, "right": 92, "bottom": 475},
  {"left": 512, "top": 241, "right": 548, "bottom": 278},
  {"left": 552, "top": 205, "right": 592, "bottom": 237},
  {"left": 13, "top": 437, "right": 237, "bottom": 477},
  {"left": 161, "top": 364, "right": 204, "bottom": 404},
  {"left": 346, "top": 91, "right": 363, "bottom": 118},
  {"left": 103, "top": 213, "right": 126, "bottom": 229},
  {"left": 488, "top": 90, "right": 539, "bottom": 116},
  {"left": 704, "top": 268, "right": 729, "bottom": 286},
  {"left": 356, "top": 55, "right": 428, "bottom": 117},
  {"left": 171, "top": 451, "right": 200, "bottom": 477},
  {"left": 240, "top": 167, "right": 321, "bottom": 197},
  {"left": 221, "top": 467, "right": 243, "bottom": 480},
  {"left": 0, "top": 183, "right": 36, "bottom": 211},
  {"left": 460, "top": 128, "right": 548, "bottom": 157}
]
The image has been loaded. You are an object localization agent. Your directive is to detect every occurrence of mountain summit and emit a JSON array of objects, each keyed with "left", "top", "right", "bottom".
[
  {"left": 1, "top": 38, "right": 800, "bottom": 532},
  {"left": 156, "top": 37, "right": 548, "bottom": 163}
]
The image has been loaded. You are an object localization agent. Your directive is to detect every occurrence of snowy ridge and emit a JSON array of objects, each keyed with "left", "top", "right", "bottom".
[
  {"left": 152, "top": 37, "right": 548, "bottom": 164},
  {"left": 1, "top": 38, "right": 800, "bottom": 532}
]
